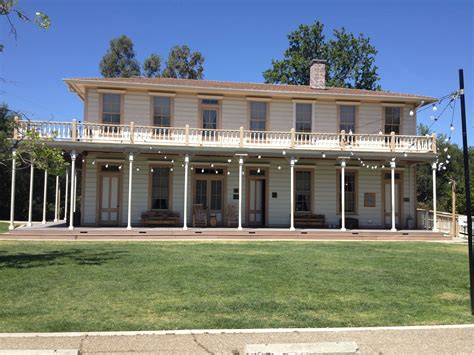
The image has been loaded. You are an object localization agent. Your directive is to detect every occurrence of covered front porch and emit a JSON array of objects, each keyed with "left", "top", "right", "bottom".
[{"left": 7, "top": 142, "right": 441, "bottom": 234}]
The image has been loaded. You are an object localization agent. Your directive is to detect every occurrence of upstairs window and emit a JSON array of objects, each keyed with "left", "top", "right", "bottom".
[
  {"left": 200, "top": 99, "right": 220, "bottom": 130},
  {"left": 295, "top": 171, "right": 312, "bottom": 212},
  {"left": 384, "top": 107, "right": 401, "bottom": 134},
  {"left": 151, "top": 167, "right": 170, "bottom": 210},
  {"left": 295, "top": 103, "right": 312, "bottom": 132},
  {"left": 249, "top": 101, "right": 267, "bottom": 131},
  {"left": 153, "top": 97, "right": 172, "bottom": 127},
  {"left": 102, "top": 94, "right": 121, "bottom": 124},
  {"left": 339, "top": 105, "right": 356, "bottom": 133}
]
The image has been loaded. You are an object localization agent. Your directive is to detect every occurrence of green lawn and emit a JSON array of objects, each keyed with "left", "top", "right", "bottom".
[
  {"left": 0, "top": 241, "right": 472, "bottom": 332},
  {"left": 0, "top": 222, "right": 9, "bottom": 234}
]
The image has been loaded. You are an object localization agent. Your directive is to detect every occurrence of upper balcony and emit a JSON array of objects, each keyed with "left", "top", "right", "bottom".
[{"left": 15, "top": 120, "right": 436, "bottom": 155}]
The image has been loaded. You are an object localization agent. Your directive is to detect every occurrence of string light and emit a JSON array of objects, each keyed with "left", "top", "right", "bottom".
[
  {"left": 432, "top": 104, "right": 437, "bottom": 112},
  {"left": 150, "top": 168, "right": 154, "bottom": 173},
  {"left": 118, "top": 165, "right": 122, "bottom": 170},
  {"left": 277, "top": 165, "right": 282, "bottom": 170},
  {"left": 282, "top": 150, "right": 286, "bottom": 156},
  {"left": 257, "top": 155, "right": 261, "bottom": 159},
  {"left": 409, "top": 109, "right": 414, "bottom": 117},
  {"left": 92, "top": 160, "right": 95, "bottom": 165},
  {"left": 227, "top": 159, "right": 232, "bottom": 163},
  {"left": 322, "top": 152, "right": 326, "bottom": 158}
]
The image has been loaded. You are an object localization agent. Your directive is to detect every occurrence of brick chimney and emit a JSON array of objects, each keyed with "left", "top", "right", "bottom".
[{"left": 310, "top": 59, "right": 326, "bottom": 90}]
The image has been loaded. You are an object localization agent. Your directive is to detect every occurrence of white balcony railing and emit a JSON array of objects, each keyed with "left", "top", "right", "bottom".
[{"left": 15, "top": 120, "right": 436, "bottom": 154}]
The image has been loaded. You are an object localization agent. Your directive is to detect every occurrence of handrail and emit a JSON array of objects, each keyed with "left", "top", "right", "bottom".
[{"left": 16, "top": 120, "right": 436, "bottom": 153}]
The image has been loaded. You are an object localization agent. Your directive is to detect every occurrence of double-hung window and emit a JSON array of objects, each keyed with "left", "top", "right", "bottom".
[
  {"left": 295, "top": 171, "right": 312, "bottom": 212},
  {"left": 339, "top": 105, "right": 356, "bottom": 133},
  {"left": 102, "top": 94, "right": 121, "bottom": 124},
  {"left": 249, "top": 101, "right": 267, "bottom": 131},
  {"left": 384, "top": 107, "right": 401, "bottom": 134},
  {"left": 153, "top": 97, "right": 172, "bottom": 127},
  {"left": 295, "top": 103, "right": 312, "bottom": 132},
  {"left": 151, "top": 167, "right": 170, "bottom": 210}
]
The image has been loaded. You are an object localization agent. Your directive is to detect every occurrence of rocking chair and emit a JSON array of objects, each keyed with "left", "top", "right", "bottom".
[
  {"left": 193, "top": 204, "right": 208, "bottom": 227},
  {"left": 226, "top": 203, "right": 238, "bottom": 227}
]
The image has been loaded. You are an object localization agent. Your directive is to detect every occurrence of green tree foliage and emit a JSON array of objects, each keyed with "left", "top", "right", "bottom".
[
  {"left": 263, "top": 21, "right": 380, "bottom": 90},
  {"left": 416, "top": 123, "right": 474, "bottom": 215},
  {"left": 100, "top": 35, "right": 141, "bottom": 78},
  {"left": 162, "top": 45, "right": 204, "bottom": 79},
  {"left": 143, "top": 53, "right": 161, "bottom": 78},
  {"left": 0, "top": 104, "right": 68, "bottom": 221},
  {"left": 0, "top": 0, "right": 50, "bottom": 53}
]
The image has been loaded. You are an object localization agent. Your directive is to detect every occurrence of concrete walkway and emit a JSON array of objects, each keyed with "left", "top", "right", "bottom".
[{"left": 1, "top": 325, "right": 473, "bottom": 354}]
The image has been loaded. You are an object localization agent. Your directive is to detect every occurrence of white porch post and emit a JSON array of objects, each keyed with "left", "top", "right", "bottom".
[
  {"left": 127, "top": 152, "right": 133, "bottom": 230},
  {"left": 54, "top": 175, "right": 59, "bottom": 222},
  {"left": 183, "top": 154, "right": 189, "bottom": 230},
  {"left": 340, "top": 160, "right": 346, "bottom": 231},
  {"left": 290, "top": 157, "right": 296, "bottom": 231},
  {"left": 27, "top": 162, "right": 34, "bottom": 227},
  {"left": 432, "top": 162, "right": 438, "bottom": 232},
  {"left": 42, "top": 171, "right": 48, "bottom": 224},
  {"left": 9, "top": 150, "right": 17, "bottom": 230},
  {"left": 63, "top": 168, "right": 69, "bottom": 221},
  {"left": 73, "top": 173, "right": 77, "bottom": 213},
  {"left": 238, "top": 157, "right": 243, "bottom": 230},
  {"left": 68, "top": 151, "right": 76, "bottom": 230},
  {"left": 390, "top": 161, "right": 397, "bottom": 232}
]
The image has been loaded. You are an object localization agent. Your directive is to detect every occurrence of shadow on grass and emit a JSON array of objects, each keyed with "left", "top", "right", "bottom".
[{"left": 0, "top": 249, "right": 127, "bottom": 269}]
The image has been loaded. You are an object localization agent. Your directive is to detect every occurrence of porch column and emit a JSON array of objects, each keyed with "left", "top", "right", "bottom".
[
  {"left": 42, "top": 171, "right": 48, "bottom": 224},
  {"left": 68, "top": 151, "right": 76, "bottom": 230},
  {"left": 63, "top": 168, "right": 69, "bottom": 221},
  {"left": 73, "top": 173, "right": 77, "bottom": 212},
  {"left": 54, "top": 175, "right": 59, "bottom": 222},
  {"left": 290, "top": 157, "right": 296, "bottom": 231},
  {"left": 183, "top": 154, "right": 189, "bottom": 230},
  {"left": 432, "top": 162, "right": 438, "bottom": 232},
  {"left": 126, "top": 152, "right": 133, "bottom": 230},
  {"left": 9, "top": 150, "right": 16, "bottom": 230},
  {"left": 27, "top": 162, "right": 34, "bottom": 227},
  {"left": 340, "top": 160, "right": 346, "bottom": 231},
  {"left": 238, "top": 157, "right": 243, "bottom": 230},
  {"left": 390, "top": 161, "right": 397, "bottom": 232}
]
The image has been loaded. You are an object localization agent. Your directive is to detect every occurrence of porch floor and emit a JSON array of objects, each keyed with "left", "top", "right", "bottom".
[{"left": 2, "top": 222, "right": 450, "bottom": 241}]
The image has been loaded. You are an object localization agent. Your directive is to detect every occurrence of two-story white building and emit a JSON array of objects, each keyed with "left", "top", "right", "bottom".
[{"left": 14, "top": 60, "right": 438, "bottom": 232}]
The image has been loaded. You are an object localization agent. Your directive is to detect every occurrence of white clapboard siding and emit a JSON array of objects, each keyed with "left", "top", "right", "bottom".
[
  {"left": 267, "top": 163, "right": 291, "bottom": 226},
  {"left": 222, "top": 97, "right": 247, "bottom": 129},
  {"left": 82, "top": 153, "right": 97, "bottom": 225},
  {"left": 359, "top": 105, "right": 383, "bottom": 135},
  {"left": 314, "top": 165, "right": 338, "bottom": 226},
  {"left": 269, "top": 100, "right": 293, "bottom": 132},
  {"left": 124, "top": 93, "right": 150, "bottom": 126},
  {"left": 86, "top": 90, "right": 100, "bottom": 123},
  {"left": 403, "top": 106, "right": 416, "bottom": 135},
  {"left": 314, "top": 103, "right": 337, "bottom": 133},
  {"left": 357, "top": 169, "right": 382, "bottom": 227},
  {"left": 174, "top": 95, "right": 199, "bottom": 127}
]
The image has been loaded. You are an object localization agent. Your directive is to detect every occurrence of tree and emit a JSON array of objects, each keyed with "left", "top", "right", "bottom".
[
  {"left": 0, "top": 0, "right": 50, "bottom": 53},
  {"left": 143, "top": 53, "right": 161, "bottom": 78},
  {"left": 263, "top": 21, "right": 380, "bottom": 90},
  {"left": 162, "top": 45, "right": 204, "bottom": 79},
  {"left": 100, "top": 35, "right": 141, "bottom": 78},
  {"left": 416, "top": 123, "right": 474, "bottom": 215}
]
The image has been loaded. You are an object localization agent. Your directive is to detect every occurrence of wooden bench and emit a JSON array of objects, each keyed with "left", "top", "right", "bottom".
[
  {"left": 295, "top": 213, "right": 326, "bottom": 228},
  {"left": 141, "top": 211, "right": 180, "bottom": 227}
]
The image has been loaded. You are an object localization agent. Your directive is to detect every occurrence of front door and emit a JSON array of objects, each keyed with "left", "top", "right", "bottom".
[
  {"left": 247, "top": 169, "right": 266, "bottom": 226},
  {"left": 194, "top": 168, "right": 224, "bottom": 225},
  {"left": 99, "top": 166, "right": 121, "bottom": 226},
  {"left": 383, "top": 172, "right": 402, "bottom": 228}
]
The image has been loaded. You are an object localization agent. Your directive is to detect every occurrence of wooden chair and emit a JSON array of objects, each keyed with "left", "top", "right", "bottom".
[
  {"left": 193, "top": 204, "right": 208, "bottom": 227},
  {"left": 226, "top": 203, "right": 238, "bottom": 227}
]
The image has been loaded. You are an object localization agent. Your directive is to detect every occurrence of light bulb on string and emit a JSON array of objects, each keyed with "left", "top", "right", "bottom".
[
  {"left": 105, "top": 164, "right": 109, "bottom": 168},
  {"left": 450, "top": 124, "right": 454, "bottom": 131},
  {"left": 282, "top": 150, "right": 286, "bottom": 156},
  {"left": 257, "top": 155, "right": 261, "bottom": 159},
  {"left": 201, "top": 168, "right": 205, "bottom": 173},
  {"left": 118, "top": 165, "right": 122, "bottom": 170},
  {"left": 447, "top": 154, "right": 451, "bottom": 159},
  {"left": 432, "top": 104, "right": 437, "bottom": 112},
  {"left": 409, "top": 109, "right": 414, "bottom": 117},
  {"left": 150, "top": 168, "right": 154, "bottom": 173},
  {"left": 277, "top": 165, "right": 282, "bottom": 170},
  {"left": 444, "top": 147, "right": 448, "bottom": 152},
  {"left": 136, "top": 167, "right": 140, "bottom": 172},
  {"left": 322, "top": 152, "right": 326, "bottom": 158},
  {"left": 227, "top": 171, "right": 230, "bottom": 175},
  {"left": 170, "top": 168, "right": 174, "bottom": 172},
  {"left": 227, "top": 159, "right": 232, "bottom": 163}
]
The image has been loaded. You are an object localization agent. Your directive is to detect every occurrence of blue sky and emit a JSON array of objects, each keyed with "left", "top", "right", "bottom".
[{"left": 1, "top": 0, "right": 473, "bottom": 144}]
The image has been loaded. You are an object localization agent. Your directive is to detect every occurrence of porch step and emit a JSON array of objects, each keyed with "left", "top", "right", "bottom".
[{"left": 4, "top": 228, "right": 449, "bottom": 241}]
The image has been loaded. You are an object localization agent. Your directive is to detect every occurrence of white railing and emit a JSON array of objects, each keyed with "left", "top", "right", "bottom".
[
  {"left": 417, "top": 208, "right": 473, "bottom": 238},
  {"left": 15, "top": 120, "right": 436, "bottom": 153}
]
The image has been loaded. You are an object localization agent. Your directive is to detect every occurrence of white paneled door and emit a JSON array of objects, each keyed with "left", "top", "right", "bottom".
[
  {"left": 247, "top": 169, "right": 266, "bottom": 226},
  {"left": 99, "top": 170, "right": 121, "bottom": 226}
]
